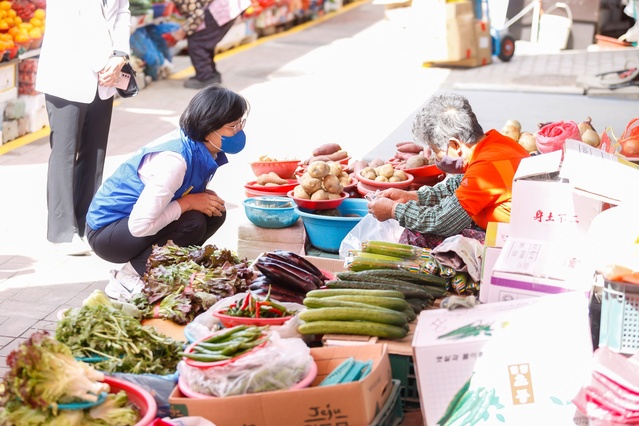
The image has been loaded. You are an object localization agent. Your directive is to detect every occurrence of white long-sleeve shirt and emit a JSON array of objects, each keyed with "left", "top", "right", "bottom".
[{"left": 128, "top": 152, "right": 188, "bottom": 237}]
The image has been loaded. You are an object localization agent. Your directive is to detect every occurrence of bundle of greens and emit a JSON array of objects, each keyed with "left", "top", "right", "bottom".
[
  {"left": 131, "top": 241, "right": 255, "bottom": 324},
  {"left": 55, "top": 304, "right": 183, "bottom": 375},
  {"left": 0, "top": 331, "right": 139, "bottom": 425}
]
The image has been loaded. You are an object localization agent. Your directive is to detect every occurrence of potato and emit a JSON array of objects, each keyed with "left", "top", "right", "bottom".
[
  {"left": 311, "top": 189, "right": 329, "bottom": 200},
  {"left": 307, "top": 161, "right": 330, "bottom": 179},
  {"left": 363, "top": 170, "right": 377, "bottom": 180},
  {"left": 377, "top": 163, "right": 395, "bottom": 179},
  {"left": 300, "top": 174, "right": 322, "bottom": 194},
  {"left": 322, "top": 174, "right": 343, "bottom": 194},
  {"left": 339, "top": 175, "right": 351, "bottom": 187},
  {"left": 293, "top": 185, "right": 311, "bottom": 199},
  {"left": 327, "top": 192, "right": 343, "bottom": 200},
  {"left": 393, "top": 170, "right": 408, "bottom": 181},
  {"left": 375, "top": 175, "right": 389, "bottom": 182},
  {"left": 405, "top": 155, "right": 427, "bottom": 169},
  {"left": 328, "top": 162, "right": 343, "bottom": 177}
]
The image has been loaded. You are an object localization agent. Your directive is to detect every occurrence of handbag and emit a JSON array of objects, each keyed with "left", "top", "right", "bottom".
[{"left": 116, "top": 62, "right": 139, "bottom": 98}]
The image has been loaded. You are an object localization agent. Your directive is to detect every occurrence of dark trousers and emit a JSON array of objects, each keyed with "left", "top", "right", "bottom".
[
  {"left": 45, "top": 91, "right": 113, "bottom": 243},
  {"left": 187, "top": 9, "right": 236, "bottom": 81},
  {"left": 86, "top": 210, "right": 227, "bottom": 275}
]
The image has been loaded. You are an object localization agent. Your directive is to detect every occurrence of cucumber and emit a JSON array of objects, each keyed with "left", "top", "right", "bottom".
[
  {"left": 325, "top": 279, "right": 436, "bottom": 300},
  {"left": 350, "top": 269, "right": 448, "bottom": 288},
  {"left": 324, "top": 295, "right": 409, "bottom": 312},
  {"left": 306, "top": 288, "right": 405, "bottom": 299},
  {"left": 299, "top": 307, "right": 408, "bottom": 327},
  {"left": 303, "top": 297, "right": 398, "bottom": 313},
  {"left": 298, "top": 320, "right": 407, "bottom": 339}
]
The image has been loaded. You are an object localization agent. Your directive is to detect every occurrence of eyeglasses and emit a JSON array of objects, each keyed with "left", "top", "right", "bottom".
[{"left": 224, "top": 118, "right": 246, "bottom": 132}]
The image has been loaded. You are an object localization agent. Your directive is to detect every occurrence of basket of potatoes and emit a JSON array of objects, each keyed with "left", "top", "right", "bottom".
[
  {"left": 287, "top": 160, "right": 350, "bottom": 210},
  {"left": 356, "top": 163, "right": 414, "bottom": 190}
]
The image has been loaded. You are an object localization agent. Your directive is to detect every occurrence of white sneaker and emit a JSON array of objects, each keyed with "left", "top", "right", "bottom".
[
  {"left": 53, "top": 234, "right": 92, "bottom": 256},
  {"left": 105, "top": 262, "right": 145, "bottom": 301}
]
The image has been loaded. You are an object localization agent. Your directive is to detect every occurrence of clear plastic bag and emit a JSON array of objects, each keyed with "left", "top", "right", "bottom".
[
  {"left": 178, "top": 332, "right": 313, "bottom": 397},
  {"left": 339, "top": 213, "right": 404, "bottom": 259}
]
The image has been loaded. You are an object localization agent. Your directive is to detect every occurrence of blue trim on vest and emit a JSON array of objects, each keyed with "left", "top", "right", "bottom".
[{"left": 86, "top": 130, "right": 228, "bottom": 230}]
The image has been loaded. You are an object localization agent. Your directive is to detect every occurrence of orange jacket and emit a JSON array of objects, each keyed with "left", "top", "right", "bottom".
[{"left": 456, "top": 130, "right": 530, "bottom": 229}]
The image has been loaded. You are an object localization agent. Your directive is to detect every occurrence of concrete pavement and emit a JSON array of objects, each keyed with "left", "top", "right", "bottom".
[{"left": 1, "top": 0, "right": 638, "bottom": 378}]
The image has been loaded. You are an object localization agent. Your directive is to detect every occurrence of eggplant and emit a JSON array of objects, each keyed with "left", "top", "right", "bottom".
[
  {"left": 272, "top": 250, "right": 324, "bottom": 278},
  {"left": 255, "top": 257, "right": 322, "bottom": 291},
  {"left": 255, "top": 259, "right": 318, "bottom": 293}
]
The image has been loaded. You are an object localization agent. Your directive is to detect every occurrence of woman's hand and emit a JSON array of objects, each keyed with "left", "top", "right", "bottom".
[
  {"left": 367, "top": 198, "right": 396, "bottom": 222},
  {"left": 98, "top": 56, "right": 127, "bottom": 88},
  {"left": 379, "top": 188, "right": 417, "bottom": 204},
  {"left": 180, "top": 191, "right": 226, "bottom": 217}
]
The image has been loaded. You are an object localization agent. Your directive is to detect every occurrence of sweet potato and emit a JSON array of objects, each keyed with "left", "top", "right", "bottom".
[
  {"left": 312, "top": 143, "right": 342, "bottom": 157},
  {"left": 326, "top": 150, "right": 348, "bottom": 161},
  {"left": 256, "top": 172, "right": 288, "bottom": 185},
  {"left": 396, "top": 141, "right": 423, "bottom": 154}
]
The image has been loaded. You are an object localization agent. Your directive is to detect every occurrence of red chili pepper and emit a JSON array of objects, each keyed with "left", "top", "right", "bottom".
[
  {"left": 269, "top": 307, "right": 283, "bottom": 316},
  {"left": 255, "top": 301, "right": 261, "bottom": 318},
  {"left": 240, "top": 293, "right": 251, "bottom": 311}
]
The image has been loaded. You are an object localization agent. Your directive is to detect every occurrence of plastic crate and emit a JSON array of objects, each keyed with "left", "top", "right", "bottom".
[
  {"left": 389, "top": 354, "right": 420, "bottom": 410},
  {"left": 599, "top": 279, "right": 639, "bottom": 355},
  {"left": 370, "top": 379, "right": 403, "bottom": 426}
]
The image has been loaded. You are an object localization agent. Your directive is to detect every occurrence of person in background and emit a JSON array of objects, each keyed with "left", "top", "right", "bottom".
[
  {"left": 85, "top": 84, "right": 249, "bottom": 299},
  {"left": 367, "top": 92, "right": 530, "bottom": 247},
  {"left": 35, "top": 0, "right": 131, "bottom": 256},
  {"left": 173, "top": 0, "right": 250, "bottom": 89}
]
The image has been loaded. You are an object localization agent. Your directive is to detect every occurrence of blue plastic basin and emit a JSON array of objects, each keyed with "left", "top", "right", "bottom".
[
  {"left": 295, "top": 198, "right": 368, "bottom": 253},
  {"left": 243, "top": 197, "right": 299, "bottom": 229}
]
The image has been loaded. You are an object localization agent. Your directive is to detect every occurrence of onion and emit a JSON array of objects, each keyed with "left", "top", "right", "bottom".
[
  {"left": 518, "top": 132, "right": 537, "bottom": 153},
  {"left": 505, "top": 119, "right": 522, "bottom": 131},
  {"left": 578, "top": 116, "right": 596, "bottom": 135},
  {"left": 581, "top": 128, "right": 601, "bottom": 148},
  {"left": 501, "top": 124, "right": 520, "bottom": 142},
  {"left": 620, "top": 138, "right": 639, "bottom": 157}
]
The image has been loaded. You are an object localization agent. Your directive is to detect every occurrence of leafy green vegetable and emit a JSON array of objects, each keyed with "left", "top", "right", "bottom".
[
  {"left": 55, "top": 304, "right": 183, "bottom": 375},
  {"left": 131, "top": 241, "right": 254, "bottom": 324},
  {"left": 0, "top": 331, "right": 108, "bottom": 410}
]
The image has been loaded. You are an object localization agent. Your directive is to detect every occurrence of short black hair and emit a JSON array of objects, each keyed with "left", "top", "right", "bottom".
[{"left": 179, "top": 84, "right": 250, "bottom": 142}]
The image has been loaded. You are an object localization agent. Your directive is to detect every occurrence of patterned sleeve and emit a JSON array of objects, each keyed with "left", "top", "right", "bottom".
[
  {"left": 173, "top": 0, "right": 212, "bottom": 36},
  {"left": 393, "top": 174, "right": 473, "bottom": 236}
]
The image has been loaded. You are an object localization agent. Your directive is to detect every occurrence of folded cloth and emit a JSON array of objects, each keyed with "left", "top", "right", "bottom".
[{"left": 431, "top": 235, "right": 483, "bottom": 282}]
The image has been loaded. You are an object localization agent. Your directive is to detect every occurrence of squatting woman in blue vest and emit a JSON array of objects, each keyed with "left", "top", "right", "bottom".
[{"left": 86, "top": 84, "right": 249, "bottom": 299}]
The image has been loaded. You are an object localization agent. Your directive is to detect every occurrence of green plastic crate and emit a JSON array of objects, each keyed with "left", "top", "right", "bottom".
[
  {"left": 370, "top": 379, "right": 403, "bottom": 426},
  {"left": 389, "top": 354, "right": 420, "bottom": 410}
]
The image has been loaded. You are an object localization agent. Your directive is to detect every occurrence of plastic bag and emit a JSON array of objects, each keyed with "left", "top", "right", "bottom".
[
  {"left": 178, "top": 332, "right": 313, "bottom": 397},
  {"left": 183, "top": 292, "right": 306, "bottom": 343},
  {"left": 339, "top": 213, "right": 404, "bottom": 259},
  {"left": 110, "top": 372, "right": 178, "bottom": 418},
  {"left": 535, "top": 120, "right": 581, "bottom": 154}
]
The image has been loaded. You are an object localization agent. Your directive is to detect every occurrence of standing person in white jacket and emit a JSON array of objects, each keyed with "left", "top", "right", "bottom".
[{"left": 35, "top": 0, "right": 131, "bottom": 255}]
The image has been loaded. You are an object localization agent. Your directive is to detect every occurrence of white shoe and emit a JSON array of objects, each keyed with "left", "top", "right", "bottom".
[
  {"left": 53, "top": 234, "right": 92, "bottom": 256},
  {"left": 105, "top": 262, "right": 145, "bottom": 301}
]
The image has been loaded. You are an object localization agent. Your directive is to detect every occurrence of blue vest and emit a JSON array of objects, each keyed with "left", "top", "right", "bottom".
[{"left": 86, "top": 130, "right": 228, "bottom": 231}]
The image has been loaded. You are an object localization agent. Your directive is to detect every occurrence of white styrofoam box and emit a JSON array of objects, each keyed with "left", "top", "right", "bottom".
[
  {"left": 0, "top": 87, "right": 18, "bottom": 105},
  {"left": 26, "top": 105, "right": 48, "bottom": 133},
  {"left": 413, "top": 292, "right": 592, "bottom": 426},
  {"left": 20, "top": 93, "right": 46, "bottom": 114},
  {"left": 0, "top": 61, "right": 17, "bottom": 92},
  {"left": 2, "top": 119, "right": 18, "bottom": 144}
]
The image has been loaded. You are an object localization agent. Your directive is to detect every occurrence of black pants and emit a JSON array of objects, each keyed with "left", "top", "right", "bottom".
[
  {"left": 86, "top": 210, "right": 226, "bottom": 275},
  {"left": 187, "top": 9, "right": 236, "bottom": 81},
  {"left": 45, "top": 91, "right": 113, "bottom": 243}
]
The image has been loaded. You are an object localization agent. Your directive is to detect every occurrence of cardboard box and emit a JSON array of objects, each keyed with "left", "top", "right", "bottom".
[
  {"left": 412, "top": 292, "right": 592, "bottom": 426},
  {"left": 428, "top": 19, "right": 492, "bottom": 67},
  {"left": 411, "top": 0, "right": 476, "bottom": 62},
  {"left": 478, "top": 222, "right": 509, "bottom": 303},
  {"left": 169, "top": 344, "right": 394, "bottom": 426}
]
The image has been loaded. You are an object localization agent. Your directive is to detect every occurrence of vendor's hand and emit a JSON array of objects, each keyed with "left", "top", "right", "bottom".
[
  {"left": 379, "top": 188, "right": 417, "bottom": 204},
  {"left": 182, "top": 192, "right": 226, "bottom": 217},
  {"left": 368, "top": 198, "right": 397, "bottom": 222},
  {"left": 98, "top": 56, "right": 127, "bottom": 87}
]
